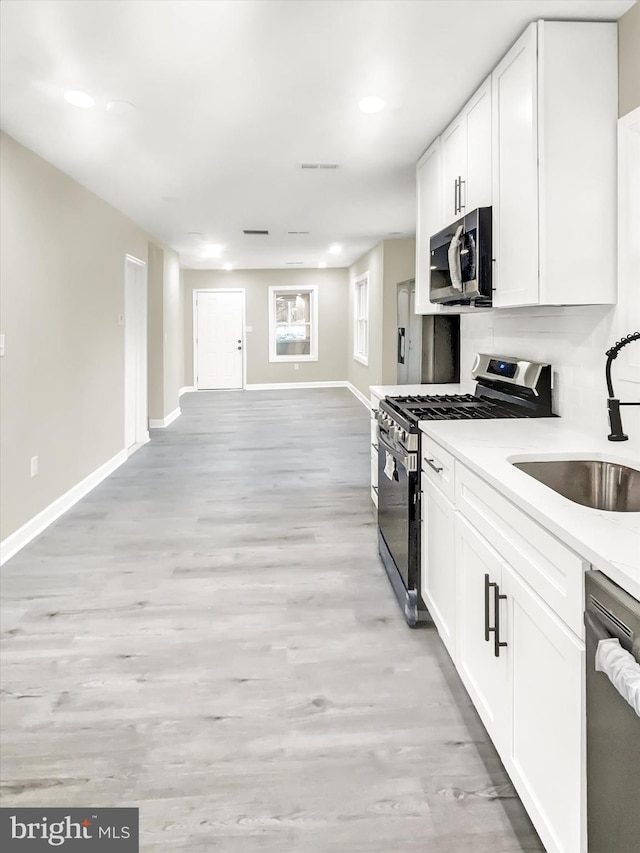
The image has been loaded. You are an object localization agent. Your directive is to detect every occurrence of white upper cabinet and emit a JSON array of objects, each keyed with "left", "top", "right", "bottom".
[
  {"left": 415, "top": 78, "right": 491, "bottom": 315},
  {"left": 442, "top": 77, "right": 492, "bottom": 224},
  {"left": 492, "top": 21, "right": 618, "bottom": 307},
  {"left": 415, "top": 139, "right": 443, "bottom": 314},
  {"left": 441, "top": 115, "right": 466, "bottom": 224}
]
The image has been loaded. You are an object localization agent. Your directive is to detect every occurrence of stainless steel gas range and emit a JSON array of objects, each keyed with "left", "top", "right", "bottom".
[{"left": 376, "top": 354, "right": 554, "bottom": 626}]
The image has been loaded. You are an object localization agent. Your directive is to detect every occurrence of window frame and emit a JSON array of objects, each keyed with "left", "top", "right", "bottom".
[
  {"left": 268, "top": 284, "right": 319, "bottom": 363},
  {"left": 353, "top": 271, "right": 369, "bottom": 366}
]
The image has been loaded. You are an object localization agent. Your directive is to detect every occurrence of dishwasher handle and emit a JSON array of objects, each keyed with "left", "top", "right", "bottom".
[{"left": 584, "top": 610, "right": 611, "bottom": 644}]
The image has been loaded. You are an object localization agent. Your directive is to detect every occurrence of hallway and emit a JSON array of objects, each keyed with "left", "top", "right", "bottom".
[{"left": 0, "top": 389, "right": 542, "bottom": 852}]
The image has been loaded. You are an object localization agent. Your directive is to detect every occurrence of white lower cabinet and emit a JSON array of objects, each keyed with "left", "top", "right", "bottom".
[
  {"left": 502, "top": 562, "right": 584, "bottom": 853},
  {"left": 454, "top": 510, "right": 585, "bottom": 853},
  {"left": 455, "top": 515, "right": 510, "bottom": 752},
  {"left": 370, "top": 396, "right": 380, "bottom": 507},
  {"left": 420, "top": 478, "right": 456, "bottom": 658}
]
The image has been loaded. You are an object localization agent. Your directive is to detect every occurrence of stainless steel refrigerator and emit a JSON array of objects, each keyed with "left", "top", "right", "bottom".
[{"left": 396, "top": 279, "right": 460, "bottom": 384}]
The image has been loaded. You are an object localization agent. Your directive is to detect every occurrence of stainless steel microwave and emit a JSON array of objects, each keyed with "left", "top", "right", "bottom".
[{"left": 429, "top": 207, "right": 492, "bottom": 306}]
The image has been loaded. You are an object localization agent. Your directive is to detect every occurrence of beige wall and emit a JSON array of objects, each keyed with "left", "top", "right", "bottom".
[
  {"left": 147, "top": 243, "right": 183, "bottom": 421},
  {"left": 619, "top": 0, "right": 640, "bottom": 117},
  {"left": 0, "top": 132, "right": 151, "bottom": 541},
  {"left": 347, "top": 243, "right": 385, "bottom": 397},
  {"left": 147, "top": 243, "right": 165, "bottom": 420},
  {"left": 182, "top": 267, "right": 348, "bottom": 386},
  {"left": 163, "top": 249, "right": 183, "bottom": 410},
  {"left": 347, "top": 239, "right": 416, "bottom": 397}
]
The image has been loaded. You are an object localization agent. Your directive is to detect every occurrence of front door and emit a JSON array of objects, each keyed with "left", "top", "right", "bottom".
[{"left": 196, "top": 291, "right": 244, "bottom": 389}]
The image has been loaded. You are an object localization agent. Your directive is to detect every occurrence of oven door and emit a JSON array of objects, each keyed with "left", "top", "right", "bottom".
[{"left": 377, "top": 432, "right": 418, "bottom": 590}]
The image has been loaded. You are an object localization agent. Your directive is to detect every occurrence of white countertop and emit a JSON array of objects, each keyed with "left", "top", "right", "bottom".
[{"left": 418, "top": 417, "right": 640, "bottom": 600}]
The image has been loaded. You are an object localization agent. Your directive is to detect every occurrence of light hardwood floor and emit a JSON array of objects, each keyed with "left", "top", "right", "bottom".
[{"left": 1, "top": 388, "right": 543, "bottom": 852}]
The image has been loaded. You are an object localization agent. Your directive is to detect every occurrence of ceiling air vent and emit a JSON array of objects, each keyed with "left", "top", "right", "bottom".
[
  {"left": 243, "top": 229, "right": 269, "bottom": 235},
  {"left": 287, "top": 231, "right": 310, "bottom": 235},
  {"left": 300, "top": 163, "right": 339, "bottom": 170},
  {"left": 285, "top": 261, "right": 304, "bottom": 265}
]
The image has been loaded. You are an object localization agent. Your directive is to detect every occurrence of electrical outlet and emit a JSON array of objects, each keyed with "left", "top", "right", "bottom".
[
  {"left": 30, "top": 456, "right": 38, "bottom": 478},
  {"left": 294, "top": 363, "right": 299, "bottom": 371},
  {"left": 117, "top": 314, "right": 125, "bottom": 326}
]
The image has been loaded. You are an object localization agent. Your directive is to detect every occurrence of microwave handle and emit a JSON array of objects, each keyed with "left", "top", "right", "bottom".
[{"left": 448, "top": 224, "right": 464, "bottom": 291}]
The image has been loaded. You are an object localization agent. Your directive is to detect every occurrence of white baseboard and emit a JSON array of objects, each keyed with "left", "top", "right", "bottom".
[
  {"left": 345, "top": 381, "right": 371, "bottom": 409},
  {"left": 149, "top": 407, "right": 181, "bottom": 429},
  {"left": 126, "top": 434, "right": 150, "bottom": 457},
  {"left": 178, "top": 386, "right": 196, "bottom": 397},
  {"left": 0, "top": 449, "right": 128, "bottom": 566}
]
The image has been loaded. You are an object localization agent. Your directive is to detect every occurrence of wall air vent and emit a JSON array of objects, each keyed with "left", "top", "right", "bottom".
[
  {"left": 243, "top": 229, "right": 269, "bottom": 235},
  {"left": 300, "top": 163, "right": 339, "bottom": 170}
]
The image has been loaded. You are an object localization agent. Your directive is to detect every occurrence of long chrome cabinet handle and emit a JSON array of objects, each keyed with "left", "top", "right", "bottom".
[
  {"left": 425, "top": 458, "right": 443, "bottom": 474},
  {"left": 458, "top": 176, "right": 466, "bottom": 211}
]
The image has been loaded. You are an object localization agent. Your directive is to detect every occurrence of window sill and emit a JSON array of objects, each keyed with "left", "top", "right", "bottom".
[{"left": 269, "top": 355, "right": 318, "bottom": 363}]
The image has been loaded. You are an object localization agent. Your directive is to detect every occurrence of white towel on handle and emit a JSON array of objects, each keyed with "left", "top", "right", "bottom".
[{"left": 595, "top": 637, "right": 640, "bottom": 718}]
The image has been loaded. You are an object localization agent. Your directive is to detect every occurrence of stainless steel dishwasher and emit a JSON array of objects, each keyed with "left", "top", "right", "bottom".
[{"left": 584, "top": 571, "right": 640, "bottom": 853}]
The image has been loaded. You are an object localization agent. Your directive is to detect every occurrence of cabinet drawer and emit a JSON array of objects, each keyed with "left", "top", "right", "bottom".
[
  {"left": 421, "top": 434, "right": 455, "bottom": 503},
  {"left": 455, "top": 464, "right": 586, "bottom": 636}
]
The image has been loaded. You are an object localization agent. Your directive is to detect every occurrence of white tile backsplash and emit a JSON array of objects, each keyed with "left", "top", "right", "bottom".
[{"left": 460, "top": 305, "right": 640, "bottom": 455}]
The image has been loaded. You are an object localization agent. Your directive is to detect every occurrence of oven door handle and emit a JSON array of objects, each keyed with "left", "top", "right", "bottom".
[{"left": 378, "top": 433, "right": 413, "bottom": 470}]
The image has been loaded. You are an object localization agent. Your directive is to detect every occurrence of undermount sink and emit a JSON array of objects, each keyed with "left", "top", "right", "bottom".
[{"left": 512, "top": 459, "right": 640, "bottom": 512}]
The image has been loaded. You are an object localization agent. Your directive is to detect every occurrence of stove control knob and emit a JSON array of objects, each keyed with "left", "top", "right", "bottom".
[{"left": 400, "top": 428, "right": 407, "bottom": 444}]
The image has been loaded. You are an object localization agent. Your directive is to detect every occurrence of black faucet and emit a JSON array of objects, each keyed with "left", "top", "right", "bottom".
[{"left": 606, "top": 332, "right": 640, "bottom": 441}]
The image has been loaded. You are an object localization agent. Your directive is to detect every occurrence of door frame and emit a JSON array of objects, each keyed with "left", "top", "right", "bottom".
[
  {"left": 192, "top": 288, "right": 246, "bottom": 390},
  {"left": 124, "top": 253, "right": 148, "bottom": 453}
]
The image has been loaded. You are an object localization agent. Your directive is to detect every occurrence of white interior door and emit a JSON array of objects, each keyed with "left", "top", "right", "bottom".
[
  {"left": 124, "top": 255, "right": 148, "bottom": 449},
  {"left": 196, "top": 291, "right": 244, "bottom": 389}
]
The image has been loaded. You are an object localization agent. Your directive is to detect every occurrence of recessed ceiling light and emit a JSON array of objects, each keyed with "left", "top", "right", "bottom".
[
  {"left": 202, "top": 244, "right": 223, "bottom": 258},
  {"left": 328, "top": 244, "right": 342, "bottom": 254},
  {"left": 318, "top": 262, "right": 327, "bottom": 268},
  {"left": 106, "top": 99, "right": 136, "bottom": 115},
  {"left": 359, "top": 95, "right": 385, "bottom": 114},
  {"left": 223, "top": 263, "right": 233, "bottom": 271},
  {"left": 188, "top": 231, "right": 203, "bottom": 237},
  {"left": 64, "top": 89, "right": 95, "bottom": 109}
]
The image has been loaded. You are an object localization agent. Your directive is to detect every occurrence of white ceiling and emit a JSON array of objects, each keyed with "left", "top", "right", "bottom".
[{"left": 0, "top": 0, "right": 634, "bottom": 270}]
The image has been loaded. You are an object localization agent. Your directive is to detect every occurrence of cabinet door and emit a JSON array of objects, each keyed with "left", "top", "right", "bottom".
[
  {"left": 502, "top": 563, "right": 585, "bottom": 853},
  {"left": 492, "top": 23, "right": 539, "bottom": 307},
  {"left": 464, "top": 78, "right": 492, "bottom": 212},
  {"left": 415, "top": 139, "right": 443, "bottom": 314},
  {"left": 455, "top": 516, "right": 509, "bottom": 751},
  {"left": 441, "top": 115, "right": 466, "bottom": 223},
  {"left": 420, "top": 479, "right": 456, "bottom": 659}
]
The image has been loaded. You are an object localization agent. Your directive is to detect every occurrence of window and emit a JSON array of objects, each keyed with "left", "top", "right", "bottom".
[
  {"left": 353, "top": 271, "right": 369, "bottom": 365},
  {"left": 268, "top": 285, "right": 318, "bottom": 362}
]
